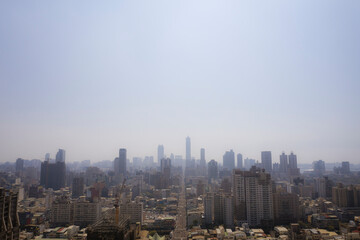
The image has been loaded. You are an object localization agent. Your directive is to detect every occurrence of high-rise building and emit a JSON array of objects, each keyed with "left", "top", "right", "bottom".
[
  {"left": 244, "top": 158, "right": 256, "bottom": 170},
  {"left": 332, "top": 183, "right": 360, "bottom": 208},
  {"left": 132, "top": 157, "right": 142, "bottom": 168},
  {"left": 213, "top": 193, "right": 224, "bottom": 225},
  {"left": 261, "top": 151, "right": 272, "bottom": 172},
  {"left": 56, "top": 149, "right": 65, "bottom": 163},
  {"left": 288, "top": 152, "right": 297, "bottom": 169},
  {"left": 73, "top": 197, "right": 101, "bottom": 228},
  {"left": 160, "top": 158, "right": 171, "bottom": 173},
  {"left": 204, "top": 193, "right": 214, "bottom": 226},
  {"left": 0, "top": 188, "right": 20, "bottom": 239},
  {"left": 160, "top": 158, "right": 172, "bottom": 188},
  {"left": 223, "top": 194, "right": 234, "bottom": 229},
  {"left": 15, "top": 158, "right": 24, "bottom": 176},
  {"left": 186, "top": 136, "right": 191, "bottom": 165},
  {"left": 208, "top": 160, "right": 218, "bottom": 182},
  {"left": 314, "top": 177, "right": 326, "bottom": 198},
  {"left": 45, "top": 153, "right": 50, "bottom": 161},
  {"left": 41, "top": 151, "right": 66, "bottom": 190},
  {"left": 157, "top": 145, "right": 164, "bottom": 163},
  {"left": 72, "top": 177, "right": 84, "bottom": 198},
  {"left": 237, "top": 153, "right": 243, "bottom": 169},
  {"left": 200, "top": 148, "right": 206, "bottom": 166},
  {"left": 279, "top": 153, "right": 288, "bottom": 173},
  {"left": 119, "top": 200, "right": 143, "bottom": 225},
  {"left": 233, "top": 167, "right": 273, "bottom": 227},
  {"left": 223, "top": 150, "right": 235, "bottom": 170},
  {"left": 313, "top": 160, "right": 326, "bottom": 175},
  {"left": 273, "top": 192, "right": 299, "bottom": 225},
  {"left": 118, "top": 148, "right": 127, "bottom": 176},
  {"left": 341, "top": 161, "right": 350, "bottom": 174},
  {"left": 209, "top": 192, "right": 233, "bottom": 229},
  {"left": 143, "top": 156, "right": 154, "bottom": 167},
  {"left": 199, "top": 148, "right": 206, "bottom": 176}
]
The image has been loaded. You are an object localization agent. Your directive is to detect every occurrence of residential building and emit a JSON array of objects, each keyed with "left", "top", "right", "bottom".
[{"left": 233, "top": 167, "right": 273, "bottom": 227}]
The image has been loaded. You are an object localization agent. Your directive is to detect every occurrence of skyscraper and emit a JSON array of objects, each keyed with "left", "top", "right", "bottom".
[
  {"left": 279, "top": 153, "right": 288, "bottom": 173},
  {"left": 288, "top": 152, "right": 297, "bottom": 169},
  {"left": 157, "top": 145, "right": 164, "bottom": 163},
  {"left": 208, "top": 160, "right": 218, "bottom": 182},
  {"left": 186, "top": 136, "right": 191, "bottom": 162},
  {"left": 261, "top": 151, "right": 272, "bottom": 172},
  {"left": 200, "top": 148, "right": 205, "bottom": 165},
  {"left": 237, "top": 153, "right": 243, "bottom": 169},
  {"left": 233, "top": 167, "right": 273, "bottom": 227},
  {"left": 223, "top": 150, "right": 235, "bottom": 170},
  {"left": 160, "top": 158, "right": 171, "bottom": 173},
  {"left": 41, "top": 150, "right": 66, "bottom": 190},
  {"left": 200, "top": 148, "right": 206, "bottom": 176},
  {"left": 118, "top": 148, "right": 127, "bottom": 176},
  {"left": 160, "top": 158, "right": 171, "bottom": 188},
  {"left": 55, "top": 149, "right": 65, "bottom": 162},
  {"left": 15, "top": 158, "right": 24, "bottom": 176}
]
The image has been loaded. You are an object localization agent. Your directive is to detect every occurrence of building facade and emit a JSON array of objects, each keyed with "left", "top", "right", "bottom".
[{"left": 233, "top": 167, "right": 274, "bottom": 227}]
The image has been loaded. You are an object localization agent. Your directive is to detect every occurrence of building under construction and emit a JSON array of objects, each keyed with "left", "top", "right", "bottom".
[
  {"left": 0, "top": 187, "right": 20, "bottom": 240},
  {"left": 86, "top": 209, "right": 139, "bottom": 240}
]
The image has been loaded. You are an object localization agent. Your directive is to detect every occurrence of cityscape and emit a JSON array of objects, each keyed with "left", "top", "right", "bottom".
[
  {"left": 1, "top": 0, "right": 360, "bottom": 240},
  {"left": 1, "top": 137, "right": 360, "bottom": 239}
]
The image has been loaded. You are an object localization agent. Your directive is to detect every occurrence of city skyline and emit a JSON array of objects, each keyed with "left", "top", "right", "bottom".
[
  {"left": 1, "top": 1, "right": 359, "bottom": 164},
  {"left": 4, "top": 144, "right": 356, "bottom": 167}
]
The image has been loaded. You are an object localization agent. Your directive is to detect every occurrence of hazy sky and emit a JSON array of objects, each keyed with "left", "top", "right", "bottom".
[{"left": 1, "top": 1, "right": 359, "bottom": 164}]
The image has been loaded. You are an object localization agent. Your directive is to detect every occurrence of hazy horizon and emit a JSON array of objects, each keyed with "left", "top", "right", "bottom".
[{"left": 1, "top": 1, "right": 359, "bottom": 164}]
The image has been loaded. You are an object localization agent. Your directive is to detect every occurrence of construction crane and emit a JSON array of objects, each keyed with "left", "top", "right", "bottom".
[{"left": 114, "top": 178, "right": 126, "bottom": 225}]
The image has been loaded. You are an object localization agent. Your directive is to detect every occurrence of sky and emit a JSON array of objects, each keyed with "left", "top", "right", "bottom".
[{"left": 1, "top": 1, "right": 360, "bottom": 164}]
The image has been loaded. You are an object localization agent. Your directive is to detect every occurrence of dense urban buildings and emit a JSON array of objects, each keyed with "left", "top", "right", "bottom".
[{"left": 2, "top": 142, "right": 360, "bottom": 239}]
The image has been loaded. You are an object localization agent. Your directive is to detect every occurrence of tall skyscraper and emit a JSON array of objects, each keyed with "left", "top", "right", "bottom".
[
  {"left": 279, "top": 153, "right": 288, "bottom": 173},
  {"left": 233, "top": 167, "right": 273, "bottom": 227},
  {"left": 186, "top": 136, "right": 191, "bottom": 162},
  {"left": 41, "top": 150, "right": 66, "bottom": 190},
  {"left": 15, "top": 158, "right": 24, "bottom": 175},
  {"left": 157, "top": 145, "right": 164, "bottom": 163},
  {"left": 208, "top": 160, "right": 218, "bottom": 181},
  {"left": 118, "top": 148, "right": 127, "bottom": 176},
  {"left": 237, "top": 153, "right": 243, "bottom": 169},
  {"left": 288, "top": 152, "right": 297, "bottom": 169},
  {"left": 160, "top": 158, "right": 171, "bottom": 188},
  {"left": 55, "top": 149, "right": 65, "bottom": 163},
  {"left": 223, "top": 150, "right": 235, "bottom": 170},
  {"left": 200, "top": 148, "right": 205, "bottom": 165},
  {"left": 261, "top": 151, "right": 272, "bottom": 172},
  {"left": 200, "top": 148, "right": 206, "bottom": 176}
]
